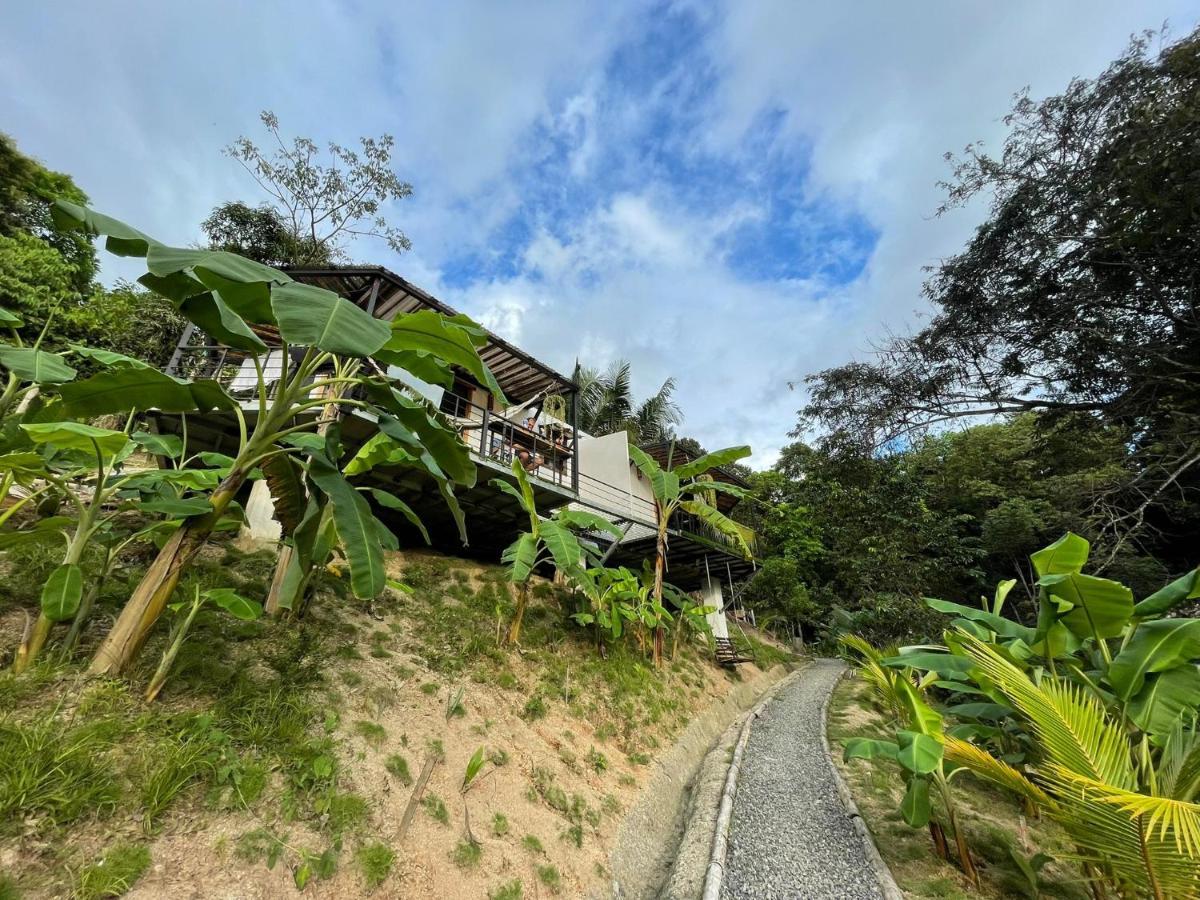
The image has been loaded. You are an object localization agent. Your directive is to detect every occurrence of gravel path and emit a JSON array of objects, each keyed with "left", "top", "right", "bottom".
[{"left": 721, "top": 659, "right": 885, "bottom": 900}]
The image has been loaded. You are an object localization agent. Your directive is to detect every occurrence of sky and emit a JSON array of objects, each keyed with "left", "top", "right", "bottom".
[{"left": 2, "top": 1, "right": 1197, "bottom": 467}]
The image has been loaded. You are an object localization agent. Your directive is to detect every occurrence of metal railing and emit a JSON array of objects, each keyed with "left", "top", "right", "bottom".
[{"left": 438, "top": 390, "right": 578, "bottom": 491}]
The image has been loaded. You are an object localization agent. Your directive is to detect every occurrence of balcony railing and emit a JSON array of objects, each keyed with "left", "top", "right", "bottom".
[{"left": 438, "top": 390, "right": 578, "bottom": 492}]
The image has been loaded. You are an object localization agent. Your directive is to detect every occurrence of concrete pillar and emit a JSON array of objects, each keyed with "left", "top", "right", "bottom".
[
  {"left": 702, "top": 574, "right": 729, "bottom": 640},
  {"left": 241, "top": 479, "right": 282, "bottom": 543}
]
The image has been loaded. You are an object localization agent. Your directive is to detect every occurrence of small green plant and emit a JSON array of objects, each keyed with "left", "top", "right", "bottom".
[
  {"left": 587, "top": 747, "right": 607, "bottom": 774},
  {"left": 422, "top": 793, "right": 449, "bottom": 826},
  {"left": 452, "top": 838, "right": 482, "bottom": 870},
  {"left": 489, "top": 880, "right": 523, "bottom": 900},
  {"left": 73, "top": 843, "right": 151, "bottom": 900},
  {"left": 536, "top": 864, "right": 562, "bottom": 894},
  {"left": 384, "top": 754, "right": 412, "bottom": 786},
  {"left": 522, "top": 694, "right": 547, "bottom": 720},
  {"left": 419, "top": 682, "right": 439, "bottom": 696},
  {"left": 354, "top": 720, "right": 387, "bottom": 747},
  {"left": 521, "top": 834, "right": 544, "bottom": 855},
  {"left": 462, "top": 746, "right": 487, "bottom": 793},
  {"left": 489, "top": 747, "right": 510, "bottom": 767},
  {"left": 627, "top": 751, "right": 650, "bottom": 766},
  {"left": 326, "top": 792, "right": 369, "bottom": 835},
  {"left": 492, "top": 812, "right": 510, "bottom": 836},
  {"left": 446, "top": 685, "right": 466, "bottom": 720},
  {"left": 356, "top": 841, "right": 395, "bottom": 892},
  {"left": 145, "top": 587, "right": 262, "bottom": 702},
  {"left": 340, "top": 670, "right": 364, "bottom": 688}
]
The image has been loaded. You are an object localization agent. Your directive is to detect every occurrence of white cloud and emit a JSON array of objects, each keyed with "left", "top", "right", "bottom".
[{"left": 1, "top": 0, "right": 1196, "bottom": 468}]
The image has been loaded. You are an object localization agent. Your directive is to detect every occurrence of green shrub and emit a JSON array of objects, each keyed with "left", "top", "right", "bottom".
[
  {"left": 522, "top": 695, "right": 547, "bottom": 720},
  {"left": 354, "top": 720, "right": 386, "bottom": 747},
  {"left": 356, "top": 842, "right": 395, "bottom": 891},
  {"left": 73, "top": 843, "right": 151, "bottom": 900},
  {"left": 492, "top": 812, "right": 510, "bottom": 836},
  {"left": 452, "top": 839, "right": 482, "bottom": 870},
  {"left": 489, "top": 880, "right": 523, "bottom": 900},
  {"left": 422, "top": 793, "right": 449, "bottom": 826},
  {"left": 384, "top": 754, "right": 412, "bottom": 786},
  {"left": 536, "top": 864, "right": 562, "bottom": 894},
  {"left": 521, "top": 834, "right": 544, "bottom": 855}
]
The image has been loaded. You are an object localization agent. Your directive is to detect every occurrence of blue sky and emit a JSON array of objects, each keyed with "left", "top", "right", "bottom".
[{"left": 3, "top": 1, "right": 1196, "bottom": 465}]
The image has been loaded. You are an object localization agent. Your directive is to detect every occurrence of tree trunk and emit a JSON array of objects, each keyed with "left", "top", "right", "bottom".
[
  {"left": 651, "top": 520, "right": 667, "bottom": 668},
  {"left": 505, "top": 582, "right": 530, "bottom": 646},
  {"left": 89, "top": 474, "right": 243, "bottom": 675},
  {"left": 928, "top": 821, "right": 949, "bottom": 860}
]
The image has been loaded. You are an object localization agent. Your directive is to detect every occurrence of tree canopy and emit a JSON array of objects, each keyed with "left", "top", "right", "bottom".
[
  {"left": 802, "top": 27, "right": 1200, "bottom": 565},
  {"left": 574, "top": 358, "right": 682, "bottom": 443}
]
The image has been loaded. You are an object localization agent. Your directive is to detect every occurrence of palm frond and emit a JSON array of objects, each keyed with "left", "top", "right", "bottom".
[
  {"left": 958, "top": 633, "right": 1136, "bottom": 788},
  {"left": 943, "top": 736, "right": 1053, "bottom": 808}
]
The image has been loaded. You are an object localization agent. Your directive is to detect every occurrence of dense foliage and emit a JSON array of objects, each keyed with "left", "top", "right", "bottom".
[
  {"left": 842, "top": 534, "right": 1200, "bottom": 898},
  {"left": 802, "top": 27, "right": 1200, "bottom": 570}
]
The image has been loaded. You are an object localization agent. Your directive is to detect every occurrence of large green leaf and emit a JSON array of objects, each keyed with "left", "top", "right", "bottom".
[
  {"left": 375, "top": 348, "right": 454, "bottom": 389},
  {"left": 69, "top": 344, "right": 153, "bottom": 370},
  {"left": 343, "top": 433, "right": 416, "bottom": 476},
  {"left": 368, "top": 488, "right": 430, "bottom": 544},
  {"left": 1133, "top": 568, "right": 1200, "bottom": 619},
  {"left": 383, "top": 310, "right": 506, "bottom": 404},
  {"left": 138, "top": 496, "right": 213, "bottom": 517},
  {"left": 1041, "top": 572, "right": 1133, "bottom": 641},
  {"left": 679, "top": 499, "right": 752, "bottom": 558},
  {"left": 900, "top": 775, "right": 932, "bottom": 827},
  {"left": 41, "top": 563, "right": 83, "bottom": 622},
  {"left": 436, "top": 479, "right": 468, "bottom": 545},
  {"left": 366, "top": 385, "right": 475, "bottom": 486},
  {"left": 270, "top": 282, "right": 390, "bottom": 357},
  {"left": 205, "top": 588, "right": 263, "bottom": 621},
  {"left": 179, "top": 292, "right": 268, "bottom": 353},
  {"left": 21, "top": 421, "right": 129, "bottom": 459},
  {"left": 627, "top": 445, "right": 669, "bottom": 503},
  {"left": 59, "top": 367, "right": 235, "bottom": 417},
  {"left": 673, "top": 445, "right": 752, "bottom": 480},
  {"left": 552, "top": 508, "right": 624, "bottom": 539},
  {"left": 882, "top": 651, "right": 975, "bottom": 677},
  {"left": 0, "top": 307, "right": 23, "bottom": 326},
  {"left": 146, "top": 245, "right": 287, "bottom": 291},
  {"left": 501, "top": 532, "right": 539, "bottom": 582},
  {"left": 305, "top": 454, "right": 385, "bottom": 598},
  {"left": 537, "top": 519, "right": 582, "bottom": 572},
  {"left": 843, "top": 738, "right": 899, "bottom": 763},
  {"left": 131, "top": 430, "right": 184, "bottom": 458},
  {"left": 0, "top": 347, "right": 76, "bottom": 384},
  {"left": 0, "top": 516, "right": 72, "bottom": 551},
  {"left": 897, "top": 730, "right": 943, "bottom": 774},
  {"left": 923, "top": 597, "right": 1036, "bottom": 642},
  {"left": 121, "top": 467, "right": 223, "bottom": 492},
  {"left": 895, "top": 677, "right": 943, "bottom": 736},
  {"left": 490, "top": 476, "right": 530, "bottom": 513},
  {"left": 1127, "top": 666, "right": 1200, "bottom": 736},
  {"left": 51, "top": 200, "right": 156, "bottom": 257},
  {"left": 1108, "top": 619, "right": 1200, "bottom": 701},
  {"left": 1030, "top": 532, "right": 1090, "bottom": 578}
]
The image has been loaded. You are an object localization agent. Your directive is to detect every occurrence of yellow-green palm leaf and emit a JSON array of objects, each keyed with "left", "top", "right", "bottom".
[
  {"left": 943, "top": 736, "right": 1052, "bottom": 808},
  {"left": 957, "top": 633, "right": 1135, "bottom": 788}
]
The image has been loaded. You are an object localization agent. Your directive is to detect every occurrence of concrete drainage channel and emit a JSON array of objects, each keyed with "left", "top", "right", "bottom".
[{"left": 661, "top": 661, "right": 903, "bottom": 900}]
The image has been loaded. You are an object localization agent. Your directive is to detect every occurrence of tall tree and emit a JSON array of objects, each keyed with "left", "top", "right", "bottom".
[
  {"left": 574, "top": 359, "right": 682, "bottom": 443},
  {"left": 218, "top": 110, "right": 413, "bottom": 265},
  {"left": 802, "top": 28, "right": 1200, "bottom": 564}
]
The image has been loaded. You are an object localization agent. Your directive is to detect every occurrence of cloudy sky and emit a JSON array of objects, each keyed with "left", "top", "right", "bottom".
[{"left": 3, "top": 1, "right": 1196, "bottom": 466}]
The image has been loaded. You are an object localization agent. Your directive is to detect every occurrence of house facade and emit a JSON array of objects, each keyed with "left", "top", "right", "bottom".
[{"left": 159, "top": 265, "right": 756, "bottom": 634}]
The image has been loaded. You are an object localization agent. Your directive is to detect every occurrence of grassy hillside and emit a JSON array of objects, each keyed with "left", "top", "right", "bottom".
[{"left": 0, "top": 538, "right": 794, "bottom": 899}]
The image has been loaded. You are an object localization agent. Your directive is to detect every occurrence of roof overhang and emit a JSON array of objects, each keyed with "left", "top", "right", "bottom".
[{"left": 285, "top": 266, "right": 575, "bottom": 403}]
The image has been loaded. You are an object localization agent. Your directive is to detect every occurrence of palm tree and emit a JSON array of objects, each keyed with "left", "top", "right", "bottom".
[{"left": 574, "top": 359, "right": 682, "bottom": 442}]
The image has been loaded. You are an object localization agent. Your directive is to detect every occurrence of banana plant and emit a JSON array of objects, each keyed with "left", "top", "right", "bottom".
[
  {"left": 144, "top": 586, "right": 262, "bottom": 702},
  {"left": 666, "top": 581, "right": 714, "bottom": 659},
  {"left": 627, "top": 442, "right": 752, "bottom": 667},
  {"left": 262, "top": 424, "right": 433, "bottom": 616},
  {"left": 0, "top": 305, "right": 78, "bottom": 420},
  {"left": 50, "top": 202, "right": 494, "bottom": 675},
  {"left": 844, "top": 672, "right": 980, "bottom": 885},
  {"left": 7, "top": 419, "right": 231, "bottom": 672},
  {"left": 569, "top": 565, "right": 643, "bottom": 651},
  {"left": 492, "top": 459, "right": 622, "bottom": 646}
]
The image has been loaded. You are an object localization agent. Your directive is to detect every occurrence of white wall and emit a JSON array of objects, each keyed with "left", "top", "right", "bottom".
[
  {"left": 701, "top": 574, "right": 729, "bottom": 639},
  {"left": 577, "top": 431, "right": 637, "bottom": 518}
]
